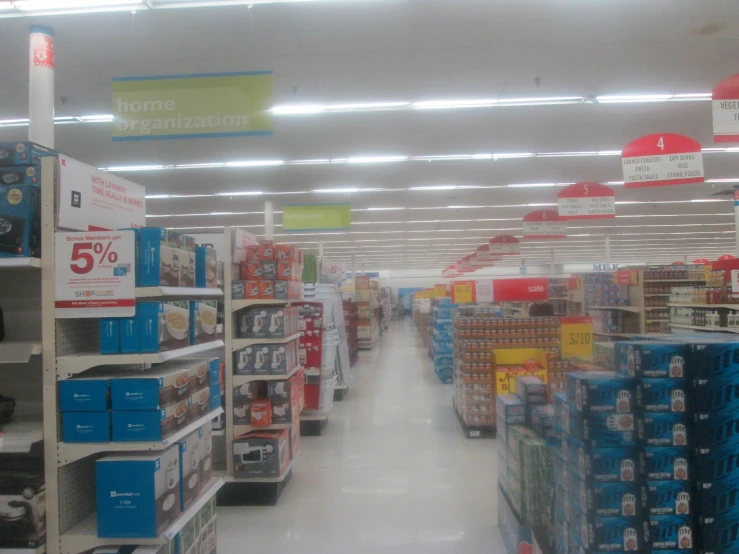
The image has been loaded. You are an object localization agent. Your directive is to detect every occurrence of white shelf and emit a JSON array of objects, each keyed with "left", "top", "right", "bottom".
[
  {"left": 0, "top": 341, "right": 42, "bottom": 364},
  {"left": 229, "top": 459, "right": 294, "bottom": 483},
  {"left": 0, "top": 257, "right": 41, "bottom": 269},
  {"left": 57, "top": 408, "right": 223, "bottom": 466},
  {"left": 300, "top": 411, "right": 329, "bottom": 422},
  {"left": 644, "top": 279, "right": 705, "bottom": 283},
  {"left": 588, "top": 306, "right": 643, "bottom": 313},
  {"left": 668, "top": 303, "right": 739, "bottom": 309},
  {"left": 231, "top": 298, "right": 291, "bottom": 312},
  {"left": 231, "top": 332, "right": 302, "bottom": 352},
  {"left": 60, "top": 477, "right": 224, "bottom": 552},
  {"left": 670, "top": 323, "right": 739, "bottom": 334},
  {"left": 0, "top": 418, "right": 44, "bottom": 453},
  {"left": 232, "top": 364, "right": 302, "bottom": 386},
  {"left": 56, "top": 340, "right": 225, "bottom": 378},
  {"left": 136, "top": 286, "right": 223, "bottom": 299},
  {"left": 233, "top": 422, "right": 290, "bottom": 437}
]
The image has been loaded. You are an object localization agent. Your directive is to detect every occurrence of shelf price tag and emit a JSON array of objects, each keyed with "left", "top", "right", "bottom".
[
  {"left": 451, "top": 281, "right": 476, "bottom": 304},
  {"left": 55, "top": 230, "right": 136, "bottom": 318},
  {"left": 561, "top": 316, "right": 594, "bottom": 361}
]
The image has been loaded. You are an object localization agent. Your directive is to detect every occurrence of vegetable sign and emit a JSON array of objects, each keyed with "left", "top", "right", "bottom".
[
  {"left": 713, "top": 74, "right": 739, "bottom": 143},
  {"left": 622, "top": 133, "right": 704, "bottom": 188},
  {"left": 557, "top": 182, "right": 615, "bottom": 220}
]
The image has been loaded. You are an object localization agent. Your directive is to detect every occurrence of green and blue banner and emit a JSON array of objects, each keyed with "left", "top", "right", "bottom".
[{"left": 282, "top": 204, "right": 351, "bottom": 232}]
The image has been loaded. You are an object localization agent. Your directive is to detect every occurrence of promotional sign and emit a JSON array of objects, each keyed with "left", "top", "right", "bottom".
[
  {"left": 522, "top": 210, "right": 567, "bottom": 239},
  {"left": 614, "top": 268, "right": 639, "bottom": 286},
  {"left": 57, "top": 155, "right": 146, "bottom": 232},
  {"left": 451, "top": 281, "right": 476, "bottom": 303},
  {"left": 622, "top": 133, "right": 704, "bottom": 188},
  {"left": 321, "top": 260, "right": 346, "bottom": 279},
  {"left": 494, "top": 277, "right": 549, "bottom": 301},
  {"left": 493, "top": 349, "right": 549, "bottom": 397},
  {"left": 112, "top": 71, "right": 273, "bottom": 141},
  {"left": 567, "top": 276, "right": 581, "bottom": 291},
  {"left": 282, "top": 204, "right": 351, "bottom": 232},
  {"left": 557, "top": 182, "right": 616, "bottom": 220},
  {"left": 55, "top": 231, "right": 136, "bottom": 318},
  {"left": 488, "top": 235, "right": 520, "bottom": 255},
  {"left": 560, "top": 316, "right": 594, "bottom": 360},
  {"left": 713, "top": 75, "right": 739, "bottom": 143}
]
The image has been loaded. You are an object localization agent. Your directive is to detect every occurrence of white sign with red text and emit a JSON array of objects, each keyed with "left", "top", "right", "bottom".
[
  {"left": 558, "top": 182, "right": 616, "bottom": 220},
  {"left": 523, "top": 210, "right": 567, "bottom": 239},
  {"left": 57, "top": 155, "right": 146, "bottom": 231},
  {"left": 713, "top": 75, "right": 739, "bottom": 143},
  {"left": 55, "top": 231, "right": 136, "bottom": 318},
  {"left": 622, "top": 134, "right": 704, "bottom": 188}
]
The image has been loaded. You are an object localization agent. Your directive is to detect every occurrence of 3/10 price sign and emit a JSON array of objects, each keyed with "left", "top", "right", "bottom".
[
  {"left": 561, "top": 316, "right": 594, "bottom": 361},
  {"left": 451, "top": 281, "right": 476, "bottom": 303},
  {"left": 55, "top": 230, "right": 136, "bottom": 318}
]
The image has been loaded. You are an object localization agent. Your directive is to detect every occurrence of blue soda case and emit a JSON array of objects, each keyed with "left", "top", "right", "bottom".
[
  {"left": 695, "top": 445, "right": 739, "bottom": 482},
  {"left": 566, "top": 371, "right": 634, "bottom": 414},
  {"left": 694, "top": 410, "right": 739, "bottom": 450},
  {"left": 692, "top": 378, "right": 739, "bottom": 413},
  {"left": 637, "top": 412, "right": 690, "bottom": 447},
  {"left": 569, "top": 412, "right": 636, "bottom": 448},
  {"left": 640, "top": 447, "right": 691, "bottom": 481},
  {"left": 572, "top": 511, "right": 642, "bottom": 551},
  {"left": 698, "top": 473, "right": 739, "bottom": 521},
  {"left": 569, "top": 474, "right": 640, "bottom": 518},
  {"left": 553, "top": 392, "right": 571, "bottom": 430},
  {"left": 645, "top": 514, "right": 695, "bottom": 550},
  {"left": 636, "top": 378, "right": 689, "bottom": 413},
  {"left": 691, "top": 341, "right": 739, "bottom": 379},
  {"left": 621, "top": 342, "right": 688, "bottom": 379},
  {"left": 567, "top": 436, "right": 638, "bottom": 483},
  {"left": 699, "top": 513, "right": 739, "bottom": 554},
  {"left": 642, "top": 480, "right": 692, "bottom": 516}
]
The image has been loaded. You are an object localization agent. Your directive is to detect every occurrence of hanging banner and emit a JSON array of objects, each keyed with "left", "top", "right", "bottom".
[
  {"left": 488, "top": 235, "right": 521, "bottom": 255},
  {"left": 522, "top": 210, "right": 567, "bottom": 239},
  {"left": 713, "top": 75, "right": 739, "bottom": 143},
  {"left": 57, "top": 155, "right": 146, "bottom": 232},
  {"left": 560, "top": 316, "right": 594, "bottom": 361},
  {"left": 622, "top": 133, "right": 704, "bottom": 188},
  {"left": 282, "top": 204, "right": 351, "bottom": 232},
  {"left": 557, "top": 182, "right": 616, "bottom": 220},
  {"left": 112, "top": 71, "right": 273, "bottom": 141},
  {"left": 55, "top": 230, "right": 136, "bottom": 318}
]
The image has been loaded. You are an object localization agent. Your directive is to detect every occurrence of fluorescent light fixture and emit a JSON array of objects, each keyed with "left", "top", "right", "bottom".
[
  {"left": 145, "top": 194, "right": 171, "bottom": 199},
  {"left": 408, "top": 185, "right": 459, "bottom": 191},
  {"left": 413, "top": 154, "right": 493, "bottom": 161},
  {"left": 287, "top": 159, "right": 331, "bottom": 165},
  {"left": 493, "top": 153, "right": 535, "bottom": 159},
  {"left": 597, "top": 94, "right": 673, "bottom": 103},
  {"left": 312, "top": 188, "right": 360, "bottom": 193},
  {"left": 508, "top": 183, "right": 556, "bottom": 188},
  {"left": 366, "top": 207, "right": 406, "bottom": 211},
  {"left": 106, "top": 165, "right": 165, "bottom": 172},
  {"left": 271, "top": 104, "right": 326, "bottom": 115},
  {"left": 216, "top": 191, "right": 263, "bottom": 196},
  {"left": 0, "top": 118, "right": 30, "bottom": 127},
  {"left": 175, "top": 162, "right": 226, "bottom": 169},
  {"left": 413, "top": 99, "right": 499, "bottom": 110},
  {"left": 346, "top": 156, "right": 408, "bottom": 164},
  {"left": 14, "top": 0, "right": 144, "bottom": 9},
  {"left": 225, "top": 160, "right": 285, "bottom": 168},
  {"left": 76, "top": 114, "right": 114, "bottom": 122},
  {"left": 327, "top": 101, "right": 409, "bottom": 111}
]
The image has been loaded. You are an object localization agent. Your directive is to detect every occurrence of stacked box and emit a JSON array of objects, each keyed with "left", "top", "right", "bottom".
[
  {"left": 431, "top": 299, "right": 457, "bottom": 383},
  {"left": 232, "top": 241, "right": 304, "bottom": 300}
]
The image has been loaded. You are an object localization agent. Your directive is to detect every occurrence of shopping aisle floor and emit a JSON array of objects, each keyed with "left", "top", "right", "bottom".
[{"left": 218, "top": 319, "right": 504, "bottom": 553}]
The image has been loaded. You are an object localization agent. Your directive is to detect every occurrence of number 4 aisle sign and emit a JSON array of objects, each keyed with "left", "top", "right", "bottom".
[
  {"left": 622, "top": 133, "right": 704, "bottom": 188},
  {"left": 55, "top": 231, "right": 136, "bottom": 318}
]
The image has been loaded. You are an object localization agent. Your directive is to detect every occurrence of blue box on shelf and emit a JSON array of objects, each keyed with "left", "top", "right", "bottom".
[
  {"left": 62, "top": 411, "right": 111, "bottom": 443},
  {"left": 99, "top": 319, "right": 120, "bottom": 355}
]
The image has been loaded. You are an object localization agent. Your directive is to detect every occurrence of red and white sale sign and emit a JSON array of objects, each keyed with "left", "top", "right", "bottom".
[
  {"left": 55, "top": 231, "right": 136, "bottom": 318},
  {"left": 522, "top": 210, "right": 567, "bottom": 239},
  {"left": 488, "top": 235, "right": 521, "bottom": 255},
  {"left": 713, "top": 75, "right": 739, "bottom": 143},
  {"left": 622, "top": 133, "right": 704, "bottom": 188},
  {"left": 558, "top": 182, "right": 615, "bottom": 220}
]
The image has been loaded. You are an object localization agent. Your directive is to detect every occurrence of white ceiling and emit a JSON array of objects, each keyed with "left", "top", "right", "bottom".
[{"left": 2, "top": 0, "right": 739, "bottom": 269}]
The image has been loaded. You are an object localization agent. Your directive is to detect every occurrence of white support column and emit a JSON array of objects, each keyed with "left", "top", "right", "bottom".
[
  {"left": 264, "top": 200, "right": 274, "bottom": 240},
  {"left": 28, "top": 25, "right": 55, "bottom": 147},
  {"left": 351, "top": 253, "right": 356, "bottom": 297}
]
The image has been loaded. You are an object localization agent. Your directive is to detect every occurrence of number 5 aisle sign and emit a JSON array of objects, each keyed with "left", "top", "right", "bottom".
[
  {"left": 560, "top": 316, "right": 593, "bottom": 361},
  {"left": 55, "top": 231, "right": 136, "bottom": 318}
]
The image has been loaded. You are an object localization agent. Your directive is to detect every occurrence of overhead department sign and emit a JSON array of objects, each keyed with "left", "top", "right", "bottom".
[
  {"left": 282, "top": 204, "right": 352, "bottom": 232},
  {"left": 112, "top": 71, "right": 273, "bottom": 141}
]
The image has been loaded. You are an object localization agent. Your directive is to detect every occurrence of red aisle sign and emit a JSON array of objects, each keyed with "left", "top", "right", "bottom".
[
  {"left": 522, "top": 210, "right": 567, "bottom": 239},
  {"left": 713, "top": 75, "right": 739, "bottom": 143},
  {"left": 694, "top": 258, "right": 710, "bottom": 264},
  {"left": 557, "top": 182, "right": 616, "bottom": 220},
  {"left": 488, "top": 235, "right": 521, "bottom": 255},
  {"left": 622, "top": 133, "right": 704, "bottom": 188}
]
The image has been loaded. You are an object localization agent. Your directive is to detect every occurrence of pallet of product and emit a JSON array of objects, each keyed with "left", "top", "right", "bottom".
[{"left": 453, "top": 400, "right": 497, "bottom": 439}]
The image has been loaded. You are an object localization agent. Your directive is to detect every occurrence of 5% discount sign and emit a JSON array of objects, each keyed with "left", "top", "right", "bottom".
[{"left": 55, "top": 230, "right": 136, "bottom": 318}]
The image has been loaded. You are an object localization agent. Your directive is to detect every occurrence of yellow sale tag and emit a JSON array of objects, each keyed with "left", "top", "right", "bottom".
[
  {"left": 704, "top": 263, "right": 712, "bottom": 283},
  {"left": 495, "top": 367, "right": 548, "bottom": 396},
  {"left": 561, "top": 316, "right": 593, "bottom": 360},
  {"left": 451, "top": 281, "right": 475, "bottom": 303}
]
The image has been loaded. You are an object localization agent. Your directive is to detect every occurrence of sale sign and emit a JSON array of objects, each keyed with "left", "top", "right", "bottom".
[
  {"left": 557, "top": 182, "right": 615, "bottom": 220},
  {"left": 493, "top": 277, "right": 549, "bottom": 301},
  {"left": 451, "top": 281, "right": 476, "bottom": 303},
  {"left": 488, "top": 235, "right": 520, "bottom": 255},
  {"left": 713, "top": 75, "right": 739, "bottom": 143},
  {"left": 522, "top": 210, "right": 567, "bottom": 239},
  {"left": 622, "top": 133, "right": 704, "bottom": 188},
  {"left": 55, "top": 231, "right": 136, "bottom": 318},
  {"left": 57, "top": 155, "right": 146, "bottom": 231},
  {"left": 560, "top": 316, "right": 593, "bottom": 360}
]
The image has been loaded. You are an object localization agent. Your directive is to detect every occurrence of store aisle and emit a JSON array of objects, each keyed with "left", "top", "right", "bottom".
[{"left": 218, "top": 319, "right": 504, "bottom": 553}]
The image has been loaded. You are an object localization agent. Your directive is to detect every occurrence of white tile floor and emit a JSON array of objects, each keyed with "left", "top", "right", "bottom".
[{"left": 217, "top": 319, "right": 504, "bottom": 553}]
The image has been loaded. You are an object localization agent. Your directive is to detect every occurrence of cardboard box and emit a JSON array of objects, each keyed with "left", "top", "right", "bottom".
[
  {"left": 696, "top": 514, "right": 739, "bottom": 554},
  {"left": 96, "top": 447, "right": 182, "bottom": 538},
  {"left": 62, "top": 411, "right": 111, "bottom": 442},
  {"left": 640, "top": 446, "right": 691, "bottom": 481},
  {"left": 135, "top": 228, "right": 196, "bottom": 288},
  {"left": 199, "top": 421, "right": 213, "bottom": 488},
  {"left": 496, "top": 396, "right": 524, "bottom": 428},
  {"left": 637, "top": 412, "right": 689, "bottom": 446},
  {"left": 245, "top": 280, "right": 260, "bottom": 299},
  {"left": 257, "top": 241, "right": 275, "bottom": 261},
  {"left": 0, "top": 164, "right": 40, "bottom": 186},
  {"left": 268, "top": 380, "right": 290, "bottom": 403},
  {"left": 0, "top": 141, "right": 55, "bottom": 166},
  {"left": 100, "top": 319, "right": 120, "bottom": 354},
  {"left": 569, "top": 412, "right": 636, "bottom": 448},
  {"left": 112, "top": 398, "right": 190, "bottom": 442},
  {"left": 567, "top": 371, "right": 634, "bottom": 414},
  {"left": 569, "top": 475, "right": 639, "bottom": 517},
  {"left": 59, "top": 375, "right": 111, "bottom": 412},
  {"left": 233, "top": 403, "right": 250, "bottom": 425},
  {"left": 231, "top": 280, "right": 246, "bottom": 300},
  {"left": 190, "top": 300, "right": 218, "bottom": 345},
  {"left": 209, "top": 383, "right": 221, "bottom": 412},
  {"left": 567, "top": 436, "right": 638, "bottom": 483},
  {"left": 138, "top": 301, "right": 191, "bottom": 353},
  {"left": 246, "top": 245, "right": 260, "bottom": 264},
  {"left": 120, "top": 317, "right": 139, "bottom": 354},
  {"left": 572, "top": 511, "right": 641, "bottom": 551},
  {"left": 245, "top": 263, "right": 263, "bottom": 280},
  {"left": 250, "top": 399, "right": 272, "bottom": 427},
  {"left": 232, "top": 429, "right": 289, "bottom": 478},
  {"left": 261, "top": 260, "right": 277, "bottom": 280},
  {"left": 188, "top": 387, "right": 212, "bottom": 421},
  {"left": 645, "top": 514, "right": 694, "bottom": 550},
  {"left": 178, "top": 430, "right": 202, "bottom": 511},
  {"left": 619, "top": 342, "right": 688, "bottom": 379},
  {"left": 274, "top": 280, "right": 288, "bottom": 300},
  {"left": 497, "top": 484, "right": 533, "bottom": 554},
  {"left": 643, "top": 480, "right": 692, "bottom": 516},
  {"left": 231, "top": 228, "right": 257, "bottom": 265},
  {"left": 111, "top": 363, "right": 194, "bottom": 410},
  {"left": 233, "top": 345, "right": 270, "bottom": 376},
  {"left": 271, "top": 402, "right": 291, "bottom": 425},
  {"left": 195, "top": 245, "right": 218, "bottom": 288},
  {"left": 258, "top": 280, "right": 274, "bottom": 299},
  {"left": 636, "top": 378, "right": 688, "bottom": 413},
  {"left": 276, "top": 244, "right": 296, "bottom": 261},
  {"left": 0, "top": 184, "right": 40, "bottom": 258},
  {"left": 514, "top": 376, "right": 548, "bottom": 406},
  {"left": 233, "top": 382, "right": 257, "bottom": 405}
]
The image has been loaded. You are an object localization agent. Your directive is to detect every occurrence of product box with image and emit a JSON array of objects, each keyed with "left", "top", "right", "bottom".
[
  {"left": 233, "top": 344, "right": 270, "bottom": 375},
  {"left": 0, "top": 164, "right": 41, "bottom": 186},
  {"left": 59, "top": 374, "right": 112, "bottom": 412},
  {"left": 190, "top": 300, "right": 219, "bottom": 345},
  {"left": 96, "top": 446, "right": 181, "bottom": 538},
  {"left": 178, "top": 429, "right": 202, "bottom": 511},
  {"left": 135, "top": 228, "right": 197, "bottom": 288},
  {"left": 62, "top": 411, "right": 111, "bottom": 442},
  {"left": 268, "top": 379, "right": 291, "bottom": 403},
  {"left": 0, "top": 141, "right": 55, "bottom": 166},
  {"left": 188, "top": 386, "right": 212, "bottom": 421},
  {"left": 643, "top": 480, "right": 692, "bottom": 516},
  {"left": 697, "top": 473, "right": 739, "bottom": 524},
  {"left": 233, "top": 402, "right": 250, "bottom": 425},
  {"left": 567, "top": 437, "right": 638, "bottom": 483},
  {"left": 233, "top": 382, "right": 257, "bottom": 405},
  {"left": 568, "top": 412, "right": 635, "bottom": 448},
  {"left": 691, "top": 341, "right": 739, "bottom": 379},
  {"left": 138, "top": 301, "right": 191, "bottom": 352},
  {"left": 120, "top": 317, "right": 139, "bottom": 354},
  {"left": 636, "top": 378, "right": 688, "bottom": 413},
  {"left": 566, "top": 371, "right": 634, "bottom": 414},
  {"left": 237, "top": 306, "right": 295, "bottom": 339},
  {"left": 0, "top": 184, "right": 40, "bottom": 258},
  {"left": 267, "top": 341, "right": 297, "bottom": 375},
  {"left": 258, "top": 280, "right": 274, "bottom": 298},
  {"left": 261, "top": 259, "right": 277, "bottom": 280},
  {"left": 274, "top": 279, "right": 288, "bottom": 300},
  {"left": 514, "top": 376, "right": 548, "bottom": 406},
  {"left": 257, "top": 240, "right": 275, "bottom": 261},
  {"left": 698, "top": 514, "right": 739, "bottom": 554},
  {"left": 100, "top": 319, "right": 120, "bottom": 354},
  {"left": 619, "top": 342, "right": 688, "bottom": 379},
  {"left": 195, "top": 245, "right": 218, "bottom": 288},
  {"left": 637, "top": 412, "right": 689, "bottom": 446},
  {"left": 692, "top": 377, "right": 739, "bottom": 413},
  {"left": 209, "top": 382, "right": 221, "bottom": 412},
  {"left": 694, "top": 410, "right": 739, "bottom": 450},
  {"left": 569, "top": 477, "right": 640, "bottom": 518},
  {"left": 249, "top": 399, "right": 272, "bottom": 427},
  {"left": 640, "top": 446, "right": 691, "bottom": 481},
  {"left": 271, "top": 401, "right": 291, "bottom": 425},
  {"left": 646, "top": 514, "right": 695, "bottom": 550},
  {"left": 112, "top": 398, "right": 191, "bottom": 441},
  {"left": 572, "top": 511, "right": 642, "bottom": 551},
  {"left": 231, "top": 280, "right": 246, "bottom": 300},
  {"left": 183, "top": 357, "right": 216, "bottom": 390},
  {"left": 0, "top": 462, "right": 46, "bottom": 549},
  {"left": 232, "top": 429, "right": 289, "bottom": 478},
  {"left": 110, "top": 363, "right": 194, "bottom": 410}
]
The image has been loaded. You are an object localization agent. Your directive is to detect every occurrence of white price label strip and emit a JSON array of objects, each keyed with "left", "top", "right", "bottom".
[
  {"left": 622, "top": 153, "right": 704, "bottom": 185},
  {"left": 558, "top": 196, "right": 616, "bottom": 218}
]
